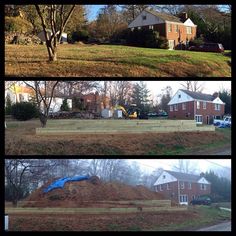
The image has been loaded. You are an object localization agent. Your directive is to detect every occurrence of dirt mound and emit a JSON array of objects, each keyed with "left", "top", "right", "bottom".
[{"left": 24, "top": 178, "right": 164, "bottom": 207}]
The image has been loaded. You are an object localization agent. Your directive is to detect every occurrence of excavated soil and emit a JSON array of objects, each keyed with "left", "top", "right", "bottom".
[{"left": 24, "top": 179, "right": 165, "bottom": 208}]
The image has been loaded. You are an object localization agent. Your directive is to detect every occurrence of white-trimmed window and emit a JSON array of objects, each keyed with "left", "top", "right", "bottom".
[
  {"left": 186, "top": 26, "right": 192, "bottom": 34},
  {"left": 174, "top": 104, "right": 178, "bottom": 111},
  {"left": 195, "top": 115, "right": 203, "bottom": 124},
  {"left": 180, "top": 182, "right": 185, "bottom": 189},
  {"left": 200, "top": 184, "right": 207, "bottom": 190},
  {"left": 215, "top": 104, "right": 221, "bottom": 111},
  {"left": 203, "top": 101, "right": 207, "bottom": 109},
  {"left": 142, "top": 15, "right": 147, "bottom": 20},
  {"left": 175, "top": 24, "right": 179, "bottom": 33},
  {"left": 188, "top": 182, "right": 192, "bottom": 189},
  {"left": 179, "top": 195, "right": 188, "bottom": 203},
  {"left": 170, "top": 105, "right": 173, "bottom": 111},
  {"left": 160, "top": 184, "right": 163, "bottom": 191},
  {"left": 168, "top": 24, "right": 172, "bottom": 32},
  {"left": 167, "top": 183, "right": 170, "bottom": 190},
  {"left": 182, "top": 103, "right": 186, "bottom": 110},
  {"left": 149, "top": 25, "right": 154, "bottom": 30},
  {"left": 197, "top": 101, "right": 200, "bottom": 109},
  {"left": 163, "top": 175, "right": 166, "bottom": 179},
  {"left": 155, "top": 186, "right": 158, "bottom": 192}
]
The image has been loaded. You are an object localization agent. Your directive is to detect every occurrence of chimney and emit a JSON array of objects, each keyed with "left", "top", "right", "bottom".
[
  {"left": 179, "top": 12, "right": 188, "bottom": 22},
  {"left": 212, "top": 92, "right": 219, "bottom": 99}
]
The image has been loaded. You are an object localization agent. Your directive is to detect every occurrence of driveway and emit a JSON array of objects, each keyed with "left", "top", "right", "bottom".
[{"left": 197, "top": 221, "right": 231, "bottom": 231}]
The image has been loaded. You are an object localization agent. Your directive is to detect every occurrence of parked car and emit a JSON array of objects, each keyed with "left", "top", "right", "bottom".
[
  {"left": 213, "top": 116, "right": 231, "bottom": 128},
  {"left": 189, "top": 43, "right": 224, "bottom": 53},
  {"left": 190, "top": 196, "right": 212, "bottom": 205}
]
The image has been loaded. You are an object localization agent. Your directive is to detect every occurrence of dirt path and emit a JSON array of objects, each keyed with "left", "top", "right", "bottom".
[
  {"left": 183, "top": 144, "right": 231, "bottom": 155},
  {"left": 196, "top": 221, "right": 231, "bottom": 231}
]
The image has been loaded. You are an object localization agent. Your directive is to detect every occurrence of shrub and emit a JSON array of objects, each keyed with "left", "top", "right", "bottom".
[
  {"left": 71, "top": 29, "right": 89, "bottom": 42},
  {"left": 5, "top": 16, "right": 33, "bottom": 33},
  {"left": 60, "top": 99, "right": 70, "bottom": 111},
  {"left": 5, "top": 95, "right": 12, "bottom": 115},
  {"left": 11, "top": 102, "right": 38, "bottom": 121},
  {"left": 156, "top": 36, "right": 169, "bottom": 49},
  {"left": 125, "top": 28, "right": 169, "bottom": 49},
  {"left": 189, "top": 37, "right": 205, "bottom": 47}
]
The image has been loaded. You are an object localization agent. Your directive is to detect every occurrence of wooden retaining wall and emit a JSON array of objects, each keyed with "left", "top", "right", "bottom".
[{"left": 36, "top": 119, "right": 215, "bottom": 135}]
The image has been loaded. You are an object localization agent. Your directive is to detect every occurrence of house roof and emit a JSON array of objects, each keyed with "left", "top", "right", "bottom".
[
  {"left": 145, "top": 9, "right": 183, "bottom": 23},
  {"left": 180, "top": 89, "right": 215, "bottom": 101},
  {"left": 164, "top": 170, "right": 203, "bottom": 182}
]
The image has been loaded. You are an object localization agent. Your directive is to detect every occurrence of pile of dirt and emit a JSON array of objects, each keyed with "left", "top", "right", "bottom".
[{"left": 24, "top": 178, "right": 164, "bottom": 207}]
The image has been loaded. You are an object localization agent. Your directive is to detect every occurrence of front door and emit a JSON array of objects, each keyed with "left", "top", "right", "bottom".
[
  {"left": 206, "top": 115, "right": 209, "bottom": 125},
  {"left": 168, "top": 40, "right": 175, "bottom": 50}
]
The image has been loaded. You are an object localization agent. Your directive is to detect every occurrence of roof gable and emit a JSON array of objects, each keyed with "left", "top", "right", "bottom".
[{"left": 168, "top": 89, "right": 194, "bottom": 105}]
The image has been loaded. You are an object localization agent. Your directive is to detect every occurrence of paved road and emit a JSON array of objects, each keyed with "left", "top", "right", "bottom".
[{"left": 197, "top": 221, "right": 231, "bottom": 231}]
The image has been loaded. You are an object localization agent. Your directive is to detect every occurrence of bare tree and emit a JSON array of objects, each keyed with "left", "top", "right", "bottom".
[
  {"left": 180, "top": 81, "right": 205, "bottom": 92},
  {"left": 172, "top": 160, "right": 198, "bottom": 174},
  {"left": 5, "top": 159, "right": 58, "bottom": 206},
  {"left": 23, "top": 81, "right": 59, "bottom": 127},
  {"left": 35, "top": 5, "right": 75, "bottom": 61}
]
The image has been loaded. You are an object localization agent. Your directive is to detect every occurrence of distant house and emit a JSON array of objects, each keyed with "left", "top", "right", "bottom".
[
  {"left": 74, "top": 93, "right": 110, "bottom": 113},
  {"left": 5, "top": 84, "right": 72, "bottom": 113},
  {"left": 37, "top": 29, "right": 67, "bottom": 43},
  {"left": 168, "top": 89, "right": 225, "bottom": 124},
  {"left": 154, "top": 170, "right": 211, "bottom": 205},
  {"left": 128, "top": 8, "right": 197, "bottom": 49}
]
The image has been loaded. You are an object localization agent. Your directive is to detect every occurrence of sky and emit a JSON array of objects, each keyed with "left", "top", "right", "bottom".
[{"left": 129, "top": 159, "right": 231, "bottom": 175}]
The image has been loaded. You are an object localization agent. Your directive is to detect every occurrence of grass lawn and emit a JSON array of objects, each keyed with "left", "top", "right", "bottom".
[
  {"left": 5, "top": 119, "right": 231, "bottom": 155},
  {"left": 5, "top": 44, "right": 231, "bottom": 77}
]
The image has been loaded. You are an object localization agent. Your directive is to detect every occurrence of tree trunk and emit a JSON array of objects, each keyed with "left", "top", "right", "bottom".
[
  {"left": 39, "top": 113, "right": 48, "bottom": 128},
  {"left": 12, "top": 199, "right": 18, "bottom": 207}
]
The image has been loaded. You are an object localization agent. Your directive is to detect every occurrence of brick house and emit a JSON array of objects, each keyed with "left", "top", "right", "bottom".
[
  {"left": 128, "top": 8, "right": 197, "bottom": 49},
  {"left": 154, "top": 170, "right": 211, "bottom": 205},
  {"left": 168, "top": 89, "right": 225, "bottom": 124}
]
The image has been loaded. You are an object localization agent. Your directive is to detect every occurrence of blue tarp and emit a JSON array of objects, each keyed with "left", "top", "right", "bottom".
[{"left": 43, "top": 176, "right": 90, "bottom": 193}]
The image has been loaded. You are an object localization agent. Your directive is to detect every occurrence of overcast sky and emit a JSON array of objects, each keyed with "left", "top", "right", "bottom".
[{"left": 129, "top": 159, "right": 231, "bottom": 175}]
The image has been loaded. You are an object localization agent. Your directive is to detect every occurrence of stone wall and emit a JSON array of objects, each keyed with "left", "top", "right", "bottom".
[{"left": 5, "top": 32, "right": 42, "bottom": 45}]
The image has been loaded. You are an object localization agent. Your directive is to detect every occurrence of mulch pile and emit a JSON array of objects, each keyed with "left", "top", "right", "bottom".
[{"left": 24, "top": 177, "right": 165, "bottom": 207}]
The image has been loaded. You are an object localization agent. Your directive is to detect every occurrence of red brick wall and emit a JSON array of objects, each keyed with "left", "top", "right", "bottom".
[
  {"left": 168, "top": 101, "right": 225, "bottom": 124},
  {"left": 133, "top": 22, "right": 197, "bottom": 46},
  {"left": 156, "top": 181, "right": 211, "bottom": 203},
  {"left": 165, "top": 23, "right": 197, "bottom": 46},
  {"left": 168, "top": 101, "right": 195, "bottom": 120}
]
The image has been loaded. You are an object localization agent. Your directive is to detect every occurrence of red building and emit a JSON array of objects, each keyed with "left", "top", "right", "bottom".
[
  {"left": 154, "top": 170, "right": 211, "bottom": 205},
  {"left": 168, "top": 89, "right": 225, "bottom": 124},
  {"left": 128, "top": 8, "right": 197, "bottom": 49}
]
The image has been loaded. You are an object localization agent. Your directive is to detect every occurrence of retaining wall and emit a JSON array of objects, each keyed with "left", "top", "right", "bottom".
[{"left": 36, "top": 119, "right": 215, "bottom": 135}]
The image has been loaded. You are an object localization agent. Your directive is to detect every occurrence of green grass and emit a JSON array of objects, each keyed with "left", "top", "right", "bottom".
[
  {"left": 5, "top": 44, "right": 231, "bottom": 77},
  {"left": 146, "top": 127, "right": 231, "bottom": 155},
  {"left": 148, "top": 205, "right": 231, "bottom": 231}
]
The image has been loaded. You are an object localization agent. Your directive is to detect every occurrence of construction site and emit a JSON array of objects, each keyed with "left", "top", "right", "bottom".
[
  {"left": 5, "top": 175, "right": 231, "bottom": 231},
  {"left": 5, "top": 176, "right": 190, "bottom": 231}
]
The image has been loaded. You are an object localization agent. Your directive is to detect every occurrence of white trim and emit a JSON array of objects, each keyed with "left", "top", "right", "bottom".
[
  {"left": 154, "top": 171, "right": 177, "bottom": 185},
  {"left": 195, "top": 115, "right": 203, "bottom": 124},
  {"left": 198, "top": 177, "right": 210, "bottom": 184}
]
